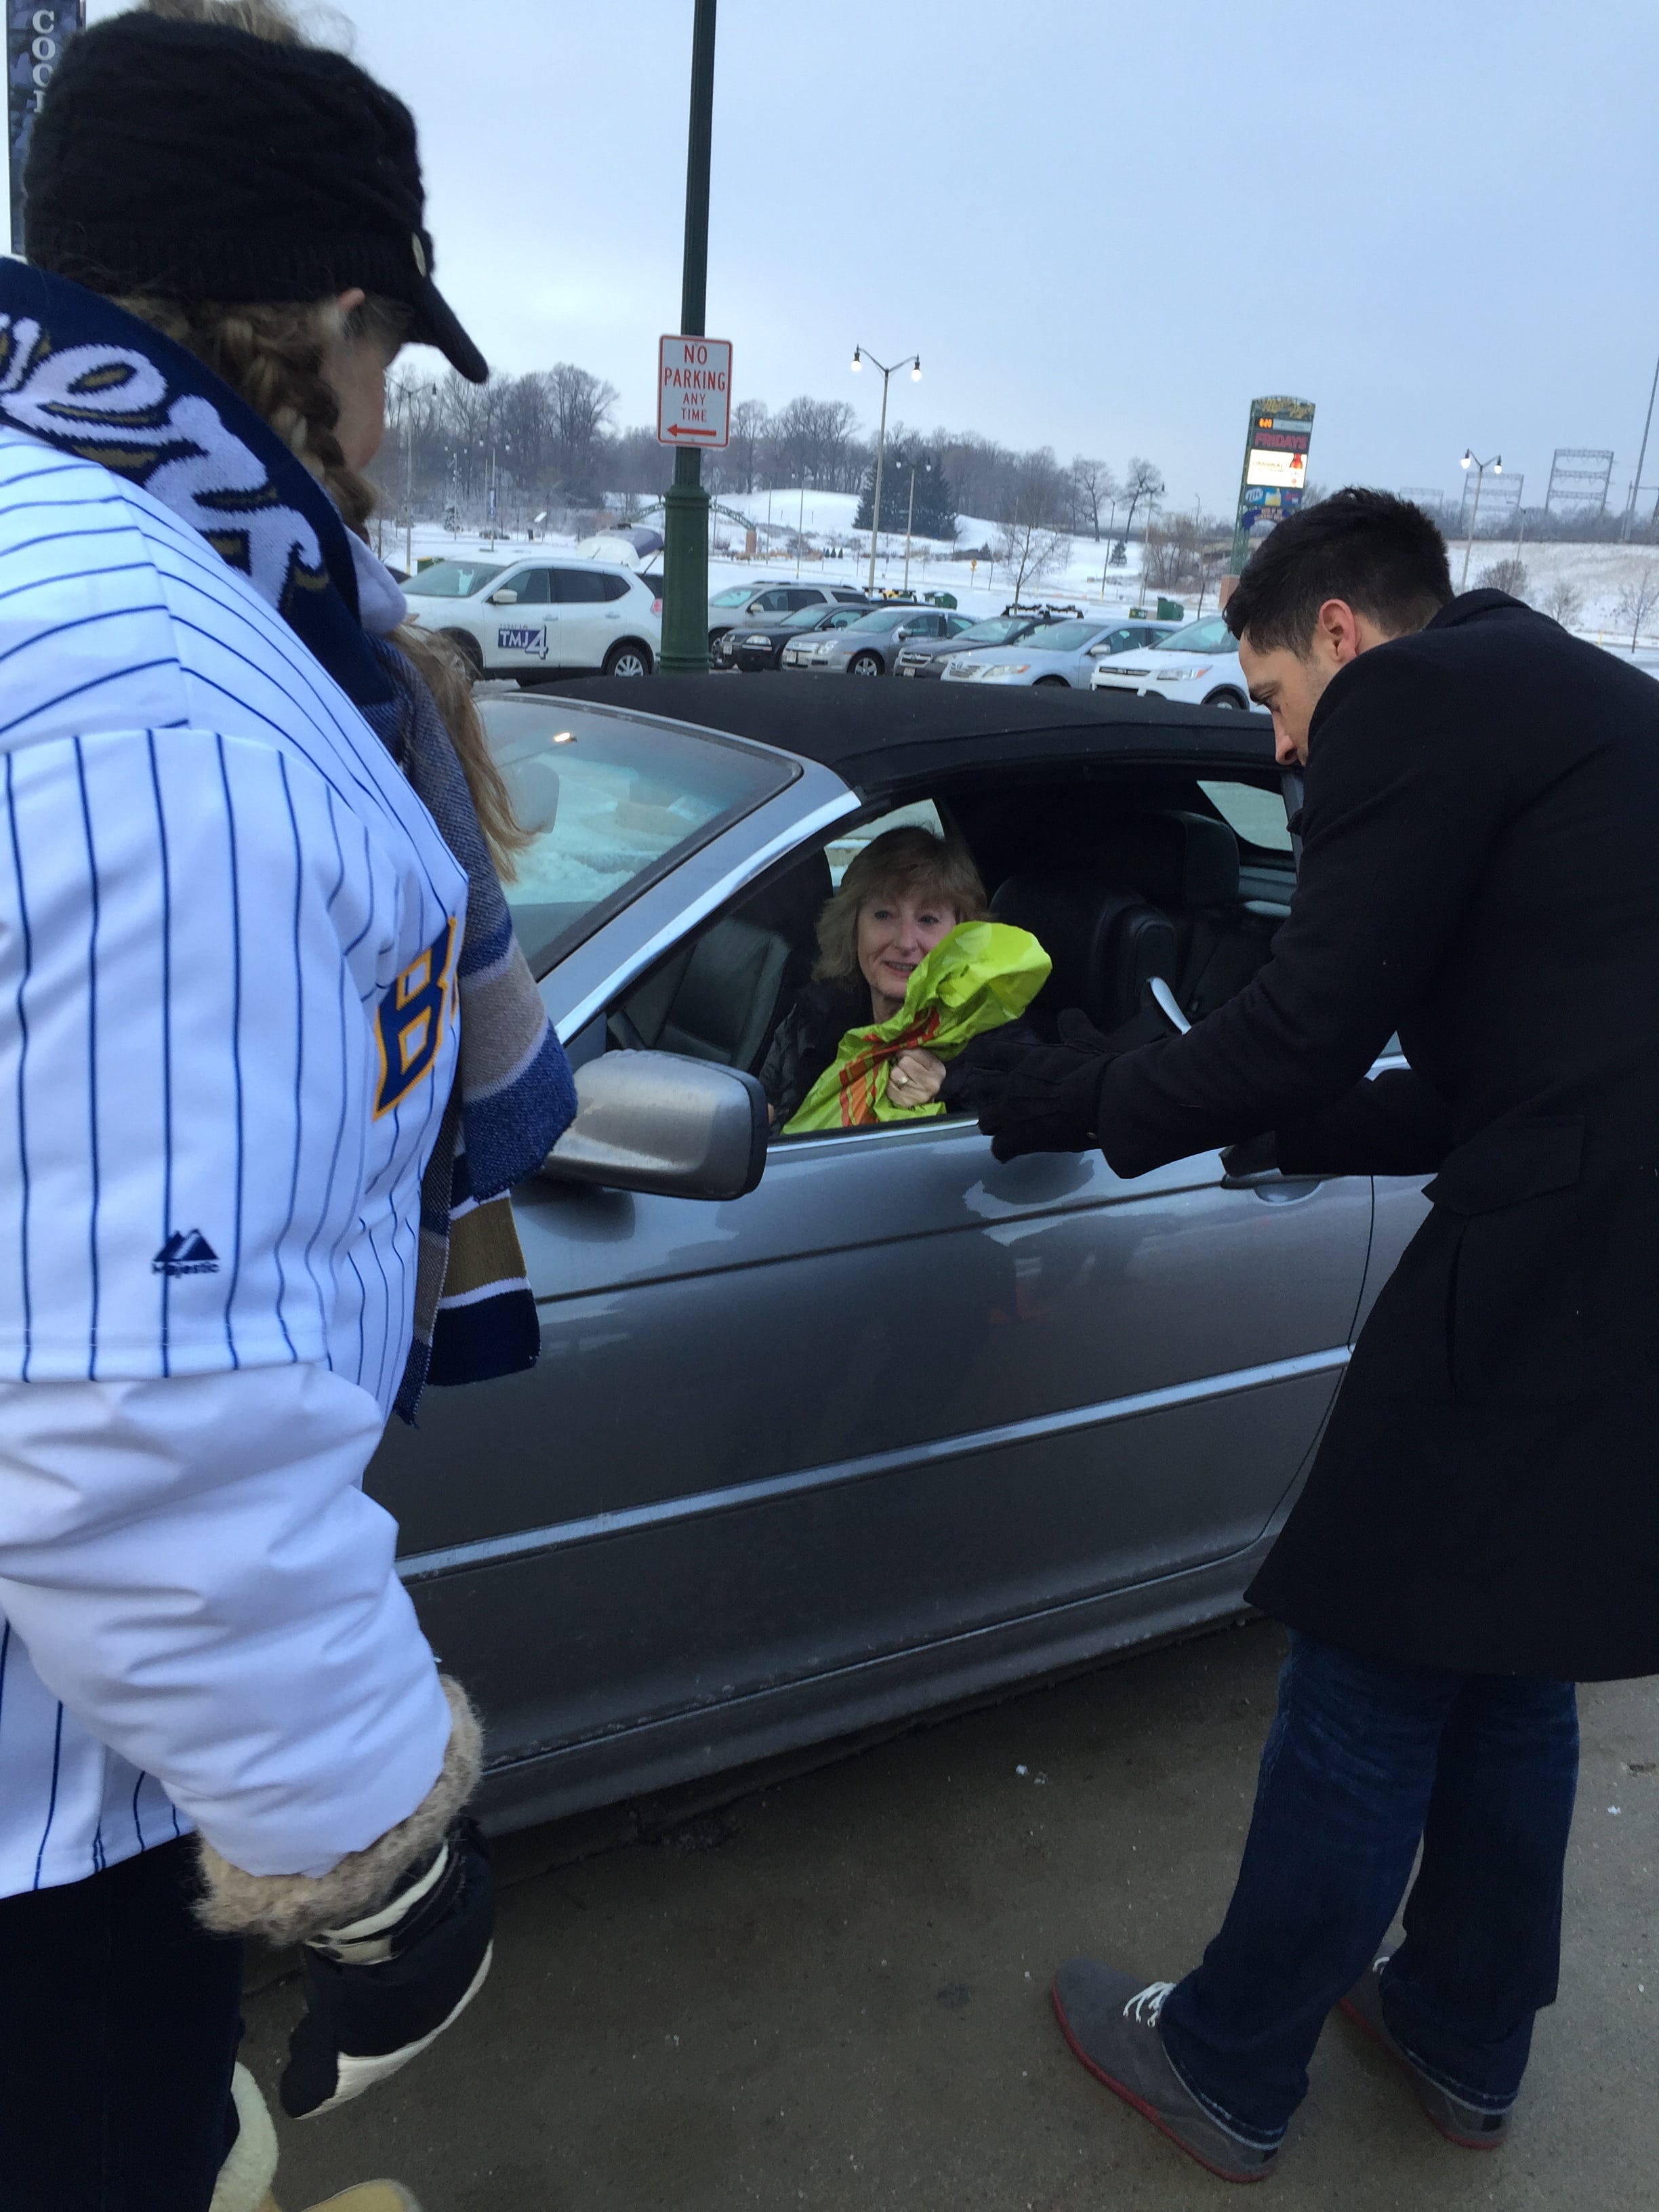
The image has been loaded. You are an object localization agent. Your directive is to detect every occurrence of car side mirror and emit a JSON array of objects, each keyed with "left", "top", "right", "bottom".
[
  {"left": 538, "top": 1050, "right": 767, "bottom": 1200},
  {"left": 488, "top": 588, "right": 518, "bottom": 605},
  {"left": 893, "top": 625, "right": 911, "bottom": 640}
]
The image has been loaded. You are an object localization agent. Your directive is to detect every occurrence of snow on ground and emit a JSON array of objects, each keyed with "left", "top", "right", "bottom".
[{"left": 379, "top": 503, "right": 1659, "bottom": 647}]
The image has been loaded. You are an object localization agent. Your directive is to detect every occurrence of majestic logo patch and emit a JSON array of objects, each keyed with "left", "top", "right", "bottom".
[
  {"left": 496, "top": 624, "right": 548, "bottom": 659},
  {"left": 375, "top": 918, "right": 456, "bottom": 1118},
  {"left": 153, "top": 1230, "right": 220, "bottom": 1276}
]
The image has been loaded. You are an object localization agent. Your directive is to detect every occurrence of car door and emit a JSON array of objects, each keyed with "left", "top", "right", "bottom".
[
  {"left": 485, "top": 565, "right": 556, "bottom": 671},
  {"left": 379, "top": 774, "right": 1372, "bottom": 1820},
  {"left": 548, "top": 564, "right": 625, "bottom": 668}
]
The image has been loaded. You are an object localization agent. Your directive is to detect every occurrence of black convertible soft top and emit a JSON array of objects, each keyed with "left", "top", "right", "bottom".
[{"left": 541, "top": 674, "right": 1277, "bottom": 798}]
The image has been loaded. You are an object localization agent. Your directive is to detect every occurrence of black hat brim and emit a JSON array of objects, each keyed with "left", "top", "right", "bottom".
[{"left": 412, "top": 276, "right": 487, "bottom": 384}]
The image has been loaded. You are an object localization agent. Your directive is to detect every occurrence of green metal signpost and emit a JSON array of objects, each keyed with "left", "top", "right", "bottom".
[{"left": 659, "top": 0, "right": 718, "bottom": 676}]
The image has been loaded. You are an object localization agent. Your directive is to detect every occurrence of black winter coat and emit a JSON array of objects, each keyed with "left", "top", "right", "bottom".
[
  {"left": 761, "top": 979, "right": 1032, "bottom": 1129},
  {"left": 1095, "top": 591, "right": 1659, "bottom": 1681}
]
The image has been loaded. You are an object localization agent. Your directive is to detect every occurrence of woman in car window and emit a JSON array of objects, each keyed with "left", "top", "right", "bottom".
[{"left": 762, "top": 827, "right": 1033, "bottom": 1127}]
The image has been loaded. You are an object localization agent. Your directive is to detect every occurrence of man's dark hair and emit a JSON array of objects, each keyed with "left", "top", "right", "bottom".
[{"left": 1223, "top": 488, "right": 1454, "bottom": 653}]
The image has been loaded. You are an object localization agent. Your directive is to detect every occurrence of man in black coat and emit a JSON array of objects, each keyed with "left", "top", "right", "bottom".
[{"left": 976, "top": 489, "right": 1659, "bottom": 2182}]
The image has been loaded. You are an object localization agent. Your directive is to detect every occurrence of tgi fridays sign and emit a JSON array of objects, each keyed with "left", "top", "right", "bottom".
[
  {"left": 1230, "top": 395, "right": 1315, "bottom": 567},
  {"left": 657, "top": 333, "right": 732, "bottom": 449},
  {"left": 8, "top": 2, "right": 79, "bottom": 253}
]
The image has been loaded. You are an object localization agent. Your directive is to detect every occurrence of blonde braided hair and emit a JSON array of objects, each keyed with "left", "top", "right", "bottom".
[{"left": 102, "top": 0, "right": 528, "bottom": 876}]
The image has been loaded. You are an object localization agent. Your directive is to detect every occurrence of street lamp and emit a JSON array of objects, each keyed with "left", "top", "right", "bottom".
[
  {"left": 1459, "top": 448, "right": 1502, "bottom": 589},
  {"left": 851, "top": 346, "right": 921, "bottom": 592}
]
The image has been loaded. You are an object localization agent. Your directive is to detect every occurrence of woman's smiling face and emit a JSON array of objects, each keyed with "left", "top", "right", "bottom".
[{"left": 856, "top": 888, "right": 959, "bottom": 1020}]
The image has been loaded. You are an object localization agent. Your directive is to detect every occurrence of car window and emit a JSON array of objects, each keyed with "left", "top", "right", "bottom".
[
  {"left": 777, "top": 603, "right": 831, "bottom": 630},
  {"left": 477, "top": 698, "right": 798, "bottom": 975},
  {"left": 752, "top": 589, "right": 792, "bottom": 612},
  {"left": 784, "top": 588, "right": 823, "bottom": 608},
  {"left": 824, "top": 798, "right": 947, "bottom": 887},
  {"left": 499, "top": 568, "right": 552, "bottom": 605},
  {"left": 824, "top": 608, "right": 865, "bottom": 628},
  {"left": 1023, "top": 620, "right": 1099, "bottom": 651},
  {"left": 1199, "top": 779, "right": 1293, "bottom": 853},
  {"left": 552, "top": 567, "right": 618, "bottom": 605},
  {"left": 845, "top": 607, "right": 910, "bottom": 633},
  {"left": 710, "top": 584, "right": 760, "bottom": 607},
  {"left": 405, "top": 558, "right": 505, "bottom": 598},
  {"left": 1160, "top": 617, "right": 1234, "bottom": 653}
]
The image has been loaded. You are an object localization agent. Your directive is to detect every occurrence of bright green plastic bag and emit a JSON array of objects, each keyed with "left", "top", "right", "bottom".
[{"left": 783, "top": 920, "right": 1051, "bottom": 1134}]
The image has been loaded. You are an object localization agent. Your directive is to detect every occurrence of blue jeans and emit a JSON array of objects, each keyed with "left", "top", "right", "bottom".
[{"left": 1158, "top": 1631, "right": 1579, "bottom": 2147}]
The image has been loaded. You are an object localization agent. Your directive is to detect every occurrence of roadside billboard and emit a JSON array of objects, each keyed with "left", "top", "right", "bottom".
[
  {"left": 1229, "top": 396, "right": 1315, "bottom": 573},
  {"left": 8, "top": 2, "right": 81, "bottom": 253}
]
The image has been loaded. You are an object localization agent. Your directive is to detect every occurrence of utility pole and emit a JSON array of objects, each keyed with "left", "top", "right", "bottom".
[
  {"left": 902, "top": 466, "right": 916, "bottom": 592},
  {"left": 1623, "top": 346, "right": 1659, "bottom": 544},
  {"left": 851, "top": 346, "right": 920, "bottom": 593},
  {"left": 659, "top": 0, "right": 717, "bottom": 675}
]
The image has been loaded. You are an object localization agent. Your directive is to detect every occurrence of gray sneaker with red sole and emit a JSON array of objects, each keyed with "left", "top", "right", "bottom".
[
  {"left": 1052, "top": 1956, "right": 1283, "bottom": 2184},
  {"left": 1339, "top": 1950, "right": 1512, "bottom": 2150}
]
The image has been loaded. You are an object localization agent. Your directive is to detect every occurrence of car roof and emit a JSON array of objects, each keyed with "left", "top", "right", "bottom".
[{"left": 539, "top": 675, "right": 1277, "bottom": 799}]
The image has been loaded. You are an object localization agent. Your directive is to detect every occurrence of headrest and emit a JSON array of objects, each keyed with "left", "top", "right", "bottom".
[
  {"left": 1091, "top": 810, "right": 1238, "bottom": 909},
  {"left": 991, "top": 871, "right": 1176, "bottom": 1032}
]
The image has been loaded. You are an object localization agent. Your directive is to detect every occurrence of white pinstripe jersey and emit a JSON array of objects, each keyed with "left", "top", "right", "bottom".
[{"left": 0, "top": 426, "right": 466, "bottom": 1892}]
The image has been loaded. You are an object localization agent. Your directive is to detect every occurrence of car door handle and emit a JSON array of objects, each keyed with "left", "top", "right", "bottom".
[{"left": 1221, "top": 1168, "right": 1332, "bottom": 1200}]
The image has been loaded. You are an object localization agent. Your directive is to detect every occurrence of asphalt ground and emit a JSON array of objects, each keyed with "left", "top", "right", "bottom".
[{"left": 243, "top": 1617, "right": 1659, "bottom": 2211}]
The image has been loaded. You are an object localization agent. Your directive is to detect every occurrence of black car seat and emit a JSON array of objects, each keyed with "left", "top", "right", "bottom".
[
  {"left": 990, "top": 871, "right": 1177, "bottom": 1033},
  {"left": 613, "top": 848, "right": 831, "bottom": 1073},
  {"left": 1086, "top": 807, "right": 1285, "bottom": 1021}
]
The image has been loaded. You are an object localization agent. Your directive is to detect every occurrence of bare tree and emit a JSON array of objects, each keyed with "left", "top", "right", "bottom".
[
  {"left": 1068, "top": 456, "right": 1115, "bottom": 540},
  {"left": 1540, "top": 577, "right": 1584, "bottom": 628},
  {"left": 545, "top": 362, "right": 618, "bottom": 496},
  {"left": 1118, "top": 455, "right": 1164, "bottom": 544},
  {"left": 1474, "top": 557, "right": 1529, "bottom": 600},
  {"left": 722, "top": 398, "right": 769, "bottom": 494},
  {"left": 1614, "top": 567, "right": 1659, "bottom": 649}
]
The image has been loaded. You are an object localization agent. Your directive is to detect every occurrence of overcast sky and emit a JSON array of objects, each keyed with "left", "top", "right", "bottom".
[{"left": 88, "top": 0, "right": 1659, "bottom": 518}]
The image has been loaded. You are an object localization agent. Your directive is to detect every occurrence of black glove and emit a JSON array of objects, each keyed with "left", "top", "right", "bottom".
[
  {"left": 280, "top": 1819, "right": 495, "bottom": 2118},
  {"left": 975, "top": 1008, "right": 1118, "bottom": 1162},
  {"left": 1219, "top": 1130, "right": 1280, "bottom": 1181}
]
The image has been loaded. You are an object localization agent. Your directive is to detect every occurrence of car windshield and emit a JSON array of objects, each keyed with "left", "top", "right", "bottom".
[
  {"left": 1158, "top": 617, "right": 1235, "bottom": 653},
  {"left": 955, "top": 616, "right": 1029, "bottom": 645},
  {"left": 843, "top": 607, "right": 911, "bottom": 633},
  {"left": 405, "top": 559, "right": 505, "bottom": 598},
  {"left": 477, "top": 699, "right": 798, "bottom": 976},
  {"left": 777, "top": 604, "right": 835, "bottom": 630},
  {"left": 710, "top": 583, "right": 763, "bottom": 607},
  {"left": 1023, "top": 620, "right": 1101, "bottom": 651}
]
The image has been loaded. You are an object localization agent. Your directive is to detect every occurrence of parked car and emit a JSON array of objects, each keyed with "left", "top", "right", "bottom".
[
  {"left": 895, "top": 611, "right": 1047, "bottom": 678},
  {"left": 1088, "top": 613, "right": 1262, "bottom": 713},
  {"left": 1086, "top": 617, "right": 1185, "bottom": 661},
  {"left": 796, "top": 602, "right": 979, "bottom": 676},
  {"left": 707, "top": 578, "right": 869, "bottom": 652},
  {"left": 941, "top": 614, "right": 1143, "bottom": 687},
  {"left": 369, "top": 675, "right": 1428, "bottom": 1835},
  {"left": 718, "top": 600, "right": 875, "bottom": 672},
  {"left": 403, "top": 555, "right": 661, "bottom": 680}
]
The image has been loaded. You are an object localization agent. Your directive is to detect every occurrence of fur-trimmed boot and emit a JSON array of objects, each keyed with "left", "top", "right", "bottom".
[
  {"left": 209, "top": 2065, "right": 280, "bottom": 2212},
  {"left": 211, "top": 2067, "right": 423, "bottom": 2212}
]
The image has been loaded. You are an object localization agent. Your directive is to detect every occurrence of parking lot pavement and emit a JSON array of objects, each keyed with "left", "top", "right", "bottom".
[{"left": 243, "top": 1618, "right": 1659, "bottom": 2211}]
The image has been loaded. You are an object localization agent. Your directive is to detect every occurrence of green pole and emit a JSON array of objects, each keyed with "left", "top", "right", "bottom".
[{"left": 659, "top": 0, "right": 716, "bottom": 676}]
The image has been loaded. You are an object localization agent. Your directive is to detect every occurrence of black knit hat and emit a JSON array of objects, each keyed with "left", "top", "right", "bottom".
[{"left": 22, "top": 9, "right": 487, "bottom": 382}]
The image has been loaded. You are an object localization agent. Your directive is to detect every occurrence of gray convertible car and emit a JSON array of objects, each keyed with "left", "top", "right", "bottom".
[{"left": 372, "top": 678, "right": 1429, "bottom": 1835}]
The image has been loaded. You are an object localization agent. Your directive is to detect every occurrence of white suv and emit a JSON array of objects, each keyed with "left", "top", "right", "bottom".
[{"left": 403, "top": 555, "right": 661, "bottom": 680}]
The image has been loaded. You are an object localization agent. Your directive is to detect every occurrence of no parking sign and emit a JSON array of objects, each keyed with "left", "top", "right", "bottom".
[{"left": 657, "top": 333, "right": 732, "bottom": 450}]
